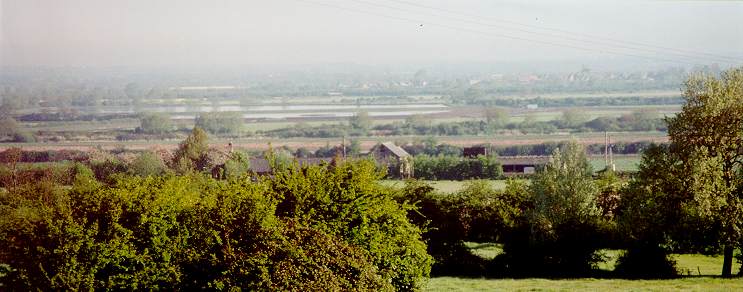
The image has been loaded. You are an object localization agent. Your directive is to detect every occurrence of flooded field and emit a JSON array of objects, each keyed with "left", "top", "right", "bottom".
[{"left": 73, "top": 103, "right": 451, "bottom": 120}]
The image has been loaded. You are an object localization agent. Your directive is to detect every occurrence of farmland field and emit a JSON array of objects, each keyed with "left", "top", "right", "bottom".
[{"left": 380, "top": 180, "right": 512, "bottom": 193}]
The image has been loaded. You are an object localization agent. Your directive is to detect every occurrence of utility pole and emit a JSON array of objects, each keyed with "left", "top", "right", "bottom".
[
  {"left": 342, "top": 136, "right": 346, "bottom": 159},
  {"left": 609, "top": 135, "right": 615, "bottom": 171},
  {"left": 604, "top": 131, "right": 609, "bottom": 169}
]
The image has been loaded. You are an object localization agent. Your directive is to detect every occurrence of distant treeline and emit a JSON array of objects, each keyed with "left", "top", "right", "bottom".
[
  {"left": 459, "top": 95, "right": 682, "bottom": 107},
  {"left": 401, "top": 141, "right": 657, "bottom": 157},
  {"left": 261, "top": 115, "right": 666, "bottom": 139},
  {"left": 0, "top": 140, "right": 657, "bottom": 166},
  {"left": 17, "top": 112, "right": 137, "bottom": 122}
]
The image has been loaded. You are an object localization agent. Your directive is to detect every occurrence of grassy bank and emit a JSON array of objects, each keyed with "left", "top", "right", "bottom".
[{"left": 425, "top": 277, "right": 743, "bottom": 291}]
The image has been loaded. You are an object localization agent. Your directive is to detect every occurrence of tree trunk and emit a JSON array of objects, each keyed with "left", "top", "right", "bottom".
[{"left": 722, "top": 245, "right": 734, "bottom": 277}]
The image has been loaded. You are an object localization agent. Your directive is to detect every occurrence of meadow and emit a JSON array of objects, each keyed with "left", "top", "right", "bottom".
[
  {"left": 425, "top": 244, "right": 741, "bottom": 291},
  {"left": 425, "top": 277, "right": 743, "bottom": 291}
]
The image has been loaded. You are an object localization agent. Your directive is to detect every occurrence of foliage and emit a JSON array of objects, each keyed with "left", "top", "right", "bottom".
[
  {"left": 663, "top": 67, "right": 743, "bottom": 276},
  {"left": 497, "top": 141, "right": 604, "bottom": 276},
  {"left": 397, "top": 180, "right": 488, "bottom": 277},
  {"left": 0, "top": 159, "right": 429, "bottom": 290},
  {"left": 195, "top": 112, "right": 243, "bottom": 135},
  {"left": 483, "top": 107, "right": 509, "bottom": 130},
  {"left": 264, "top": 159, "right": 433, "bottom": 290},
  {"left": 349, "top": 111, "right": 372, "bottom": 134},
  {"left": 596, "top": 170, "right": 624, "bottom": 218},
  {"left": 128, "top": 151, "right": 168, "bottom": 177},
  {"left": 614, "top": 245, "right": 678, "bottom": 279},
  {"left": 0, "top": 117, "right": 35, "bottom": 142},
  {"left": 397, "top": 179, "right": 530, "bottom": 277},
  {"left": 137, "top": 113, "right": 173, "bottom": 134},
  {"left": 222, "top": 151, "right": 250, "bottom": 179},
  {"left": 173, "top": 127, "right": 211, "bottom": 173},
  {"left": 560, "top": 109, "right": 589, "bottom": 129},
  {"left": 411, "top": 155, "right": 502, "bottom": 180}
]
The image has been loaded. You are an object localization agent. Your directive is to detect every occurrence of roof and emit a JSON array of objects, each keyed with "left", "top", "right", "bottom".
[{"left": 381, "top": 142, "right": 410, "bottom": 158}]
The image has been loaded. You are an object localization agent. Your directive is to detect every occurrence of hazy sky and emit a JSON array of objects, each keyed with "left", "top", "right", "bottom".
[{"left": 1, "top": 0, "right": 742, "bottom": 67}]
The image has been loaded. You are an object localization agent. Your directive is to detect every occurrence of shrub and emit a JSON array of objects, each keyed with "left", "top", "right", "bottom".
[
  {"left": 497, "top": 142, "right": 604, "bottom": 277},
  {"left": 614, "top": 245, "right": 678, "bottom": 279},
  {"left": 410, "top": 155, "right": 502, "bottom": 180},
  {"left": 127, "top": 151, "right": 168, "bottom": 177},
  {"left": 1, "top": 160, "right": 431, "bottom": 291},
  {"left": 265, "top": 159, "right": 433, "bottom": 290}
]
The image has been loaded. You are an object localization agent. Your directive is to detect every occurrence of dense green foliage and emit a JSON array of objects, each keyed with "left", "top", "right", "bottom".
[
  {"left": 195, "top": 112, "right": 244, "bottom": 135},
  {"left": 398, "top": 179, "right": 529, "bottom": 277},
  {"left": 137, "top": 112, "right": 173, "bottom": 134},
  {"left": 173, "top": 127, "right": 211, "bottom": 173},
  {"left": 411, "top": 155, "right": 503, "bottom": 180},
  {"left": 496, "top": 142, "right": 606, "bottom": 276},
  {"left": 0, "top": 159, "right": 432, "bottom": 290}
]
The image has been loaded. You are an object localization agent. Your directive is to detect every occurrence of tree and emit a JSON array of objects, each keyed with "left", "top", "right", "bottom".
[
  {"left": 138, "top": 113, "right": 173, "bottom": 134},
  {"left": 195, "top": 112, "right": 243, "bottom": 135},
  {"left": 0, "top": 98, "right": 21, "bottom": 117},
  {"left": 483, "top": 107, "right": 509, "bottom": 130},
  {"left": 0, "top": 147, "right": 22, "bottom": 190},
  {"left": 348, "top": 139, "right": 361, "bottom": 156},
  {"left": 530, "top": 141, "right": 598, "bottom": 228},
  {"left": 560, "top": 109, "right": 589, "bottom": 129},
  {"left": 665, "top": 67, "right": 743, "bottom": 277},
  {"left": 0, "top": 117, "right": 34, "bottom": 142},
  {"left": 222, "top": 151, "right": 250, "bottom": 179},
  {"left": 0, "top": 117, "right": 19, "bottom": 138},
  {"left": 173, "top": 127, "right": 210, "bottom": 172},
  {"left": 501, "top": 141, "right": 602, "bottom": 276},
  {"left": 349, "top": 111, "right": 372, "bottom": 133},
  {"left": 128, "top": 151, "right": 168, "bottom": 177}
]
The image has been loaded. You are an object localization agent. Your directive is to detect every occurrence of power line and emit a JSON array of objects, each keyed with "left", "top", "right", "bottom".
[
  {"left": 349, "top": 0, "right": 740, "bottom": 64},
  {"left": 385, "top": 0, "right": 742, "bottom": 64},
  {"left": 293, "top": 0, "right": 706, "bottom": 66}
]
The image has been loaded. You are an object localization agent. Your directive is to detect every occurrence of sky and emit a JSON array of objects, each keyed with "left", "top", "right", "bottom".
[{"left": 1, "top": 0, "right": 742, "bottom": 68}]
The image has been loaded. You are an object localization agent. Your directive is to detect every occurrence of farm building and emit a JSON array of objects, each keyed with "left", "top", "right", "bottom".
[
  {"left": 371, "top": 142, "right": 414, "bottom": 178},
  {"left": 499, "top": 156, "right": 550, "bottom": 176},
  {"left": 463, "top": 146, "right": 489, "bottom": 158}
]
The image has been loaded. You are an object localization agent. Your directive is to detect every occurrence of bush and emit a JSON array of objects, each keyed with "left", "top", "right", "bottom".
[
  {"left": 397, "top": 179, "right": 530, "bottom": 277},
  {"left": 614, "top": 245, "right": 678, "bottom": 279},
  {"left": 195, "top": 112, "right": 243, "bottom": 135},
  {"left": 265, "top": 159, "right": 433, "bottom": 290},
  {"left": 1, "top": 160, "right": 431, "bottom": 291},
  {"left": 137, "top": 113, "right": 173, "bottom": 134},
  {"left": 397, "top": 180, "right": 486, "bottom": 277},
  {"left": 127, "top": 151, "right": 168, "bottom": 177},
  {"left": 410, "top": 155, "right": 502, "bottom": 180},
  {"left": 497, "top": 142, "right": 605, "bottom": 277}
]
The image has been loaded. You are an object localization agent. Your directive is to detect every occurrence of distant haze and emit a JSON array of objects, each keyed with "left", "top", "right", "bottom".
[{"left": 2, "top": 0, "right": 742, "bottom": 68}]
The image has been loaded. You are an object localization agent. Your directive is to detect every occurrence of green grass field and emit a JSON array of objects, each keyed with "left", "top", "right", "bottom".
[
  {"left": 589, "top": 156, "right": 641, "bottom": 172},
  {"left": 380, "top": 180, "right": 511, "bottom": 194},
  {"left": 424, "top": 277, "right": 743, "bottom": 291},
  {"left": 427, "top": 244, "right": 742, "bottom": 291}
]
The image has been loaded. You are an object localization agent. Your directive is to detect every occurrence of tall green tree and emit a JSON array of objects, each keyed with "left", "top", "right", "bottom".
[
  {"left": 666, "top": 67, "right": 743, "bottom": 276},
  {"left": 138, "top": 113, "right": 173, "bottom": 134},
  {"left": 349, "top": 111, "right": 372, "bottom": 133},
  {"left": 560, "top": 109, "right": 589, "bottom": 129},
  {"left": 483, "top": 107, "right": 509, "bottom": 130},
  {"left": 195, "top": 112, "right": 243, "bottom": 135},
  {"left": 503, "top": 141, "right": 603, "bottom": 275},
  {"left": 173, "top": 127, "right": 210, "bottom": 172}
]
